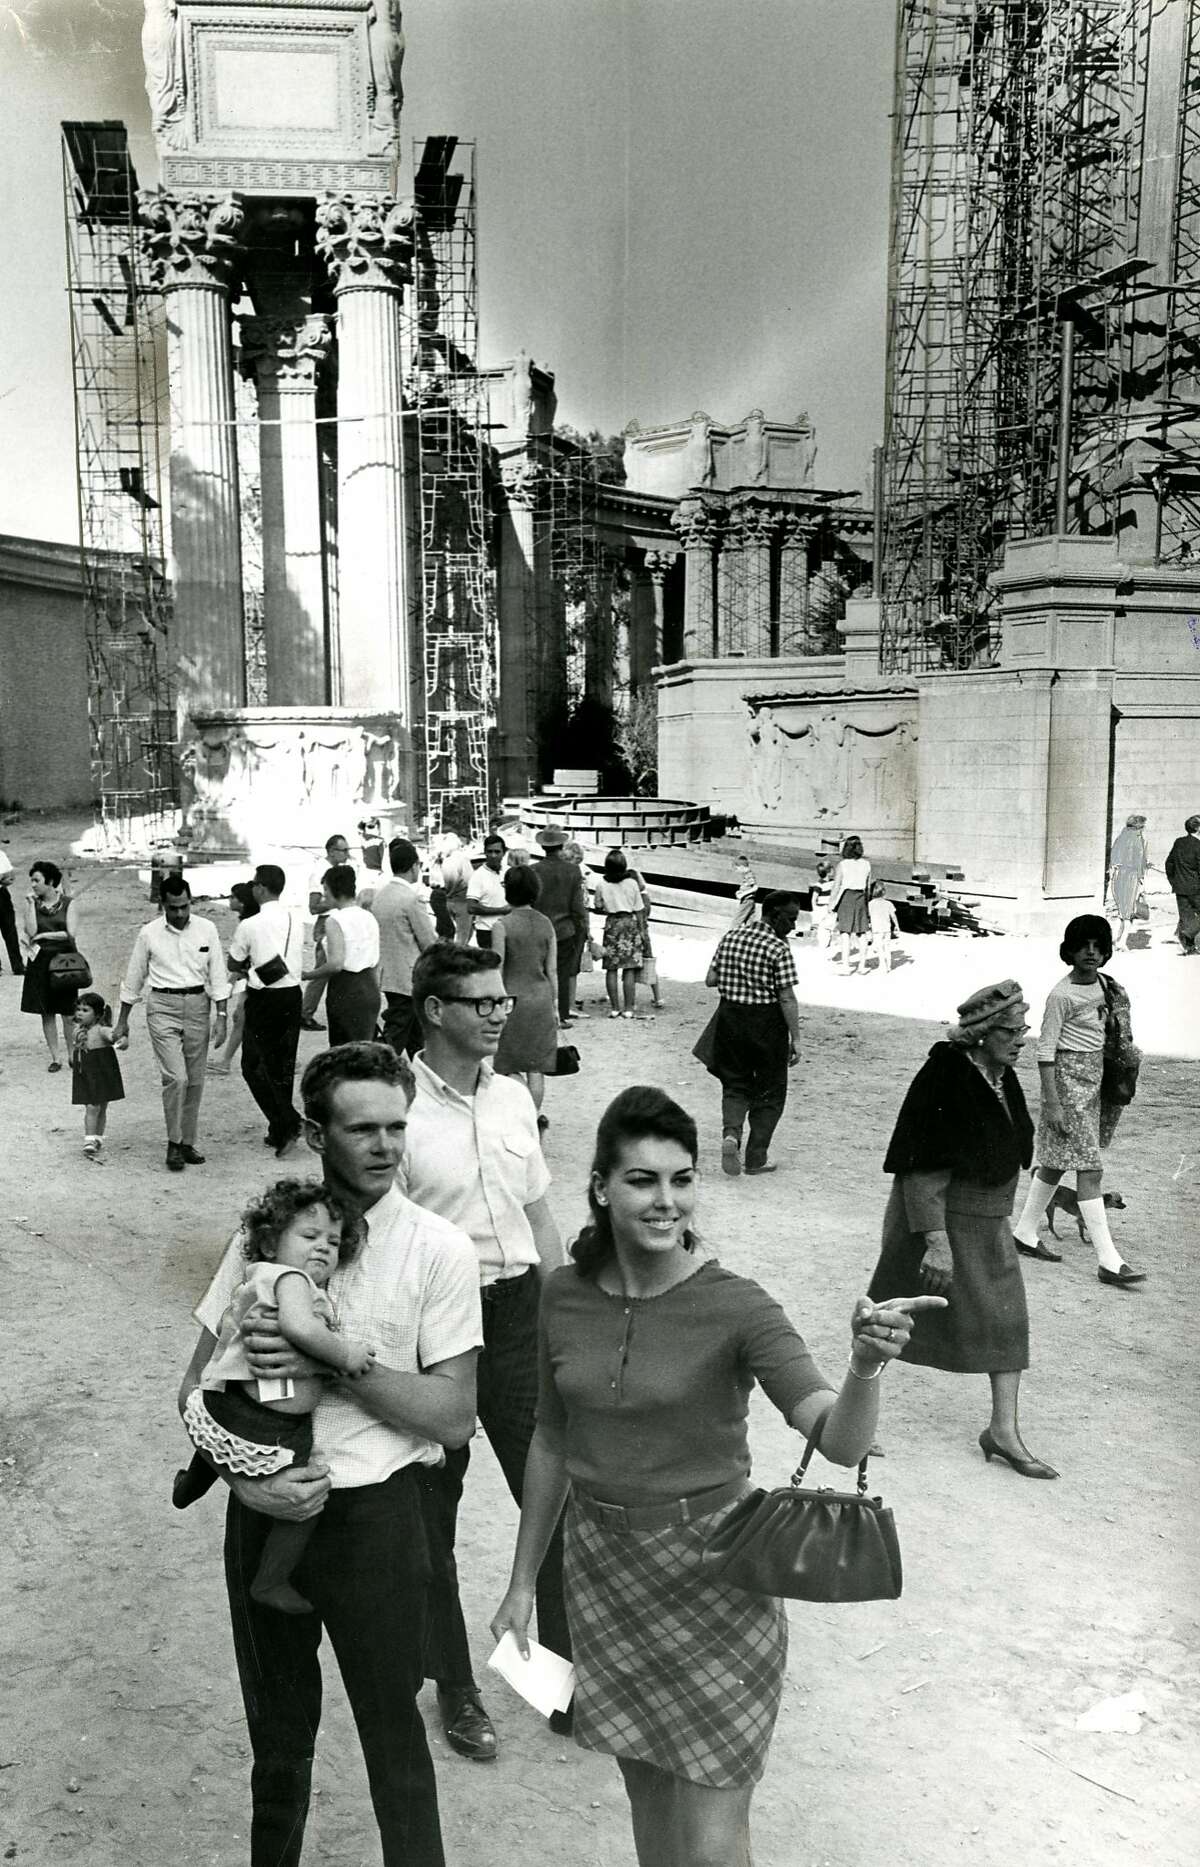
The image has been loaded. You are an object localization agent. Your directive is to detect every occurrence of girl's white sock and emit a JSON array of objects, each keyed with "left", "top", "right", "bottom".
[
  {"left": 1012, "top": 1175, "right": 1057, "bottom": 1246},
  {"left": 1078, "top": 1196, "right": 1123, "bottom": 1272}
]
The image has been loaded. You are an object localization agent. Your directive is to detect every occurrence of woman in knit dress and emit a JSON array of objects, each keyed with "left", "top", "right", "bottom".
[
  {"left": 829, "top": 835, "right": 871, "bottom": 974},
  {"left": 867, "top": 979, "right": 1058, "bottom": 1480},
  {"left": 1011, "top": 915, "right": 1144, "bottom": 1288},
  {"left": 493, "top": 862, "right": 558, "bottom": 1115},
  {"left": 1107, "top": 814, "right": 1149, "bottom": 951},
  {"left": 493, "top": 1085, "right": 940, "bottom": 1867}
]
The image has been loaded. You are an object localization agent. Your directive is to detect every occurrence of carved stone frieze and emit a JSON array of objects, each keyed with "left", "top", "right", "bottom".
[
  {"left": 138, "top": 187, "right": 246, "bottom": 290},
  {"left": 315, "top": 192, "right": 414, "bottom": 292},
  {"left": 238, "top": 314, "right": 334, "bottom": 391},
  {"left": 744, "top": 695, "right": 918, "bottom": 821}
]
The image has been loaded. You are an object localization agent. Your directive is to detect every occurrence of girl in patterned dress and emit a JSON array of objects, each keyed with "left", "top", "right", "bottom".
[
  {"left": 175, "top": 1180, "right": 376, "bottom": 1611},
  {"left": 492, "top": 1087, "right": 940, "bottom": 1867},
  {"left": 1011, "top": 916, "right": 1144, "bottom": 1287}
]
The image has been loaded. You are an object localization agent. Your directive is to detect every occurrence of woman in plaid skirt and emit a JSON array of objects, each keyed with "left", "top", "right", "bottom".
[{"left": 492, "top": 1086, "right": 941, "bottom": 1866}]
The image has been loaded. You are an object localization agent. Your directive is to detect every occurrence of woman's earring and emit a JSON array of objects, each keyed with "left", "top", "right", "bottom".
[{"left": 596, "top": 1195, "right": 607, "bottom": 1206}]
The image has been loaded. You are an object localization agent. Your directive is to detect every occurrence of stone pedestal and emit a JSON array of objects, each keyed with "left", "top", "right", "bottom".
[
  {"left": 181, "top": 708, "right": 414, "bottom": 856},
  {"left": 239, "top": 315, "right": 333, "bottom": 706},
  {"left": 316, "top": 194, "right": 414, "bottom": 715},
  {"left": 140, "top": 188, "right": 247, "bottom": 720}
]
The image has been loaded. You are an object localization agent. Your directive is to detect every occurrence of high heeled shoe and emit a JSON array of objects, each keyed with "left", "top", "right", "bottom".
[{"left": 978, "top": 1428, "right": 1058, "bottom": 1480}]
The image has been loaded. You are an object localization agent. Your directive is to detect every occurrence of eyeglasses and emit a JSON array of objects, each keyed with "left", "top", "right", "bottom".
[{"left": 438, "top": 994, "right": 514, "bottom": 1018}]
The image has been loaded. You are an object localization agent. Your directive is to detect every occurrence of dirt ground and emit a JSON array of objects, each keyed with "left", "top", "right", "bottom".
[{"left": 1, "top": 813, "right": 1196, "bottom": 1867}]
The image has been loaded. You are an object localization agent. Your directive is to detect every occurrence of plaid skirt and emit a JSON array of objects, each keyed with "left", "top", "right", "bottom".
[
  {"left": 564, "top": 1488, "right": 788, "bottom": 1788},
  {"left": 1037, "top": 1049, "right": 1121, "bottom": 1171}
]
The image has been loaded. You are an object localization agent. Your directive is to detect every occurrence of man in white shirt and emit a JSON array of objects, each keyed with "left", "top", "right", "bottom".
[
  {"left": 177, "top": 1041, "right": 482, "bottom": 1867},
  {"left": 370, "top": 836, "right": 436, "bottom": 1056},
  {"left": 113, "top": 874, "right": 230, "bottom": 1171},
  {"left": 0, "top": 847, "right": 23, "bottom": 975},
  {"left": 302, "top": 832, "right": 358, "bottom": 1030},
  {"left": 400, "top": 943, "right": 569, "bottom": 1761},
  {"left": 229, "top": 863, "right": 306, "bottom": 1157},
  {"left": 465, "top": 834, "right": 510, "bottom": 950}
]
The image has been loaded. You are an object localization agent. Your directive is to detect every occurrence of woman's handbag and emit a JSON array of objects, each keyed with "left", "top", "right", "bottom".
[
  {"left": 699, "top": 1408, "right": 902, "bottom": 1603},
  {"left": 47, "top": 949, "right": 92, "bottom": 991},
  {"left": 553, "top": 1043, "right": 581, "bottom": 1076},
  {"left": 1133, "top": 895, "right": 1150, "bottom": 923},
  {"left": 1098, "top": 973, "right": 1141, "bottom": 1106},
  {"left": 637, "top": 954, "right": 658, "bottom": 988}
]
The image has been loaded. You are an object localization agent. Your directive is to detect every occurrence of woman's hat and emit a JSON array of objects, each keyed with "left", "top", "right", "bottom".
[
  {"left": 954, "top": 979, "right": 1028, "bottom": 1039},
  {"left": 536, "top": 826, "right": 567, "bottom": 848}
]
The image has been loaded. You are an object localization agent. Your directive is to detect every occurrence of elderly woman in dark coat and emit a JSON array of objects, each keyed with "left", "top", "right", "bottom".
[{"left": 868, "top": 980, "right": 1057, "bottom": 1480}]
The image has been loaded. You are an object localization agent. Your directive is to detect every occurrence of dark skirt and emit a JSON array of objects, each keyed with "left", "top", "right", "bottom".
[
  {"left": 836, "top": 889, "right": 869, "bottom": 936},
  {"left": 71, "top": 1045, "right": 124, "bottom": 1106},
  {"left": 21, "top": 948, "right": 79, "bottom": 1017},
  {"left": 564, "top": 1487, "right": 787, "bottom": 1789},
  {"left": 326, "top": 968, "right": 381, "bottom": 1045},
  {"left": 868, "top": 1173, "right": 1029, "bottom": 1373},
  {"left": 495, "top": 982, "right": 558, "bottom": 1073},
  {"left": 183, "top": 1384, "right": 313, "bottom": 1478}
]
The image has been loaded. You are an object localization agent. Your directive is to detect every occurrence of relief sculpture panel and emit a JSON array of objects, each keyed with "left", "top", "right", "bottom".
[{"left": 745, "top": 697, "right": 917, "bottom": 832}]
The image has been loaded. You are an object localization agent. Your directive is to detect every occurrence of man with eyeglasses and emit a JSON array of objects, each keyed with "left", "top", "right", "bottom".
[{"left": 402, "top": 943, "right": 569, "bottom": 1762}]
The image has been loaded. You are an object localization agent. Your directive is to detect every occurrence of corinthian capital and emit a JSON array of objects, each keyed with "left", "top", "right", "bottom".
[
  {"left": 315, "top": 193, "right": 414, "bottom": 292},
  {"left": 644, "top": 549, "right": 678, "bottom": 583},
  {"left": 671, "top": 497, "right": 722, "bottom": 551},
  {"left": 730, "top": 500, "right": 781, "bottom": 548},
  {"left": 239, "top": 316, "right": 333, "bottom": 391},
  {"left": 500, "top": 457, "right": 549, "bottom": 509},
  {"left": 138, "top": 188, "right": 245, "bottom": 290}
]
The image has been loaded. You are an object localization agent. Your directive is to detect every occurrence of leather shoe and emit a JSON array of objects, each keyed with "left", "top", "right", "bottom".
[
  {"left": 178, "top": 1145, "right": 206, "bottom": 1165},
  {"left": 300, "top": 1015, "right": 325, "bottom": 1032},
  {"left": 548, "top": 1702, "right": 574, "bottom": 1736},
  {"left": 745, "top": 1161, "right": 778, "bottom": 1175},
  {"left": 1098, "top": 1262, "right": 1147, "bottom": 1287},
  {"left": 166, "top": 1143, "right": 186, "bottom": 1172},
  {"left": 437, "top": 1688, "right": 497, "bottom": 1762},
  {"left": 978, "top": 1428, "right": 1058, "bottom": 1480},
  {"left": 1014, "top": 1239, "right": 1061, "bottom": 1262}
]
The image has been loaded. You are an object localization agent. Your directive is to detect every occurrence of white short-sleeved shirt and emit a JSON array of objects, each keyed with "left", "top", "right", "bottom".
[
  {"left": 398, "top": 1055, "right": 552, "bottom": 1287},
  {"left": 466, "top": 865, "right": 507, "bottom": 932},
  {"left": 229, "top": 900, "right": 304, "bottom": 990},
  {"left": 328, "top": 904, "right": 380, "bottom": 973},
  {"left": 194, "top": 1183, "right": 483, "bottom": 1487}
]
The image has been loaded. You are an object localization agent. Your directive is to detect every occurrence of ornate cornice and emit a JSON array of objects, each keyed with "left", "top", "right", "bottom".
[
  {"left": 315, "top": 193, "right": 414, "bottom": 293},
  {"left": 138, "top": 187, "right": 245, "bottom": 290},
  {"left": 238, "top": 315, "right": 333, "bottom": 391}
]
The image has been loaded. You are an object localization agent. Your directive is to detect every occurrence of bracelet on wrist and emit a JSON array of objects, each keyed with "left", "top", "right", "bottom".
[{"left": 847, "top": 1349, "right": 886, "bottom": 1382}]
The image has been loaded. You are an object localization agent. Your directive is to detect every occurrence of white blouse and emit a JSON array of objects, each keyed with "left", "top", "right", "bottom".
[{"left": 329, "top": 904, "right": 381, "bottom": 973}]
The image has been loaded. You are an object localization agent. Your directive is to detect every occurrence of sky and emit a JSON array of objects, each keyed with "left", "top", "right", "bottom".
[{"left": 0, "top": 0, "right": 893, "bottom": 546}]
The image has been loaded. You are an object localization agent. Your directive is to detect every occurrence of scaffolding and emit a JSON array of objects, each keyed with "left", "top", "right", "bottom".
[
  {"left": 881, "top": 0, "right": 1200, "bottom": 673},
  {"left": 407, "top": 137, "right": 495, "bottom": 844},
  {"left": 62, "top": 122, "right": 177, "bottom": 843}
]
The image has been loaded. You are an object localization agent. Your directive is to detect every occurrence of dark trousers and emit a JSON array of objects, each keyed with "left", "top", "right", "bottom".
[
  {"left": 716, "top": 1000, "right": 790, "bottom": 1170},
  {"left": 422, "top": 1267, "right": 570, "bottom": 1690},
  {"left": 241, "top": 986, "right": 302, "bottom": 1147},
  {"left": 1175, "top": 891, "right": 1200, "bottom": 952},
  {"left": 0, "top": 886, "right": 22, "bottom": 973},
  {"left": 382, "top": 990, "right": 422, "bottom": 1057},
  {"left": 225, "top": 1469, "right": 444, "bottom": 1867},
  {"left": 554, "top": 929, "right": 584, "bottom": 1020}
]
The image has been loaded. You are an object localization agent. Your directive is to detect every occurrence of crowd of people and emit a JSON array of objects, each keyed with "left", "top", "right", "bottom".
[{"left": 4, "top": 814, "right": 1168, "bottom": 1867}]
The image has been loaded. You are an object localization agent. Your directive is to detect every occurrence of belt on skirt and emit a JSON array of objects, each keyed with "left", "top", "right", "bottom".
[{"left": 570, "top": 1472, "right": 748, "bottom": 1532}]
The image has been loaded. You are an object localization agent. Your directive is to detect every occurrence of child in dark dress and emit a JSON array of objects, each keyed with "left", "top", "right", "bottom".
[{"left": 70, "top": 992, "right": 126, "bottom": 1164}]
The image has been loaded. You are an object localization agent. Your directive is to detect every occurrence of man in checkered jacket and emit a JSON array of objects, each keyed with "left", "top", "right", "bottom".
[{"left": 702, "top": 889, "right": 802, "bottom": 1176}]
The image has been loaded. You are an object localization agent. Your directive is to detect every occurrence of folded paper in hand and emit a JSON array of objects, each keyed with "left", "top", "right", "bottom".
[{"left": 487, "top": 1632, "right": 575, "bottom": 1719}]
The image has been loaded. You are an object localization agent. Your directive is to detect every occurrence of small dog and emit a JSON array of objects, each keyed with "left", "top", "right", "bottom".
[{"left": 1046, "top": 1185, "right": 1127, "bottom": 1245}]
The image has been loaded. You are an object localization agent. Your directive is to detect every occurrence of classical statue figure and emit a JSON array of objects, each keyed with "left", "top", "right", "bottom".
[
  {"left": 142, "top": 0, "right": 187, "bottom": 149},
  {"left": 510, "top": 349, "right": 534, "bottom": 433},
  {"left": 366, "top": 1, "right": 405, "bottom": 154},
  {"left": 742, "top": 409, "right": 768, "bottom": 486},
  {"left": 686, "top": 412, "right": 715, "bottom": 490},
  {"left": 748, "top": 705, "right": 785, "bottom": 812},
  {"left": 795, "top": 411, "right": 818, "bottom": 486}
]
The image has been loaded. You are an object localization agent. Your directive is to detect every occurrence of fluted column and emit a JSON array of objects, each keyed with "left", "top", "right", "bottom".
[
  {"left": 778, "top": 513, "right": 816, "bottom": 655},
  {"left": 316, "top": 194, "right": 414, "bottom": 713},
  {"left": 735, "top": 500, "right": 778, "bottom": 657},
  {"left": 140, "top": 189, "right": 246, "bottom": 715},
  {"left": 644, "top": 550, "right": 676, "bottom": 665},
  {"left": 672, "top": 498, "right": 719, "bottom": 659},
  {"left": 239, "top": 316, "right": 333, "bottom": 705},
  {"left": 496, "top": 458, "right": 548, "bottom": 793}
]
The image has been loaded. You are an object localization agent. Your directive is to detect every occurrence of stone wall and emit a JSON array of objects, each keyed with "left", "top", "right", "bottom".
[
  {"left": 658, "top": 653, "right": 919, "bottom": 856},
  {"left": 0, "top": 537, "right": 91, "bottom": 810},
  {"left": 1111, "top": 673, "right": 1200, "bottom": 868}
]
